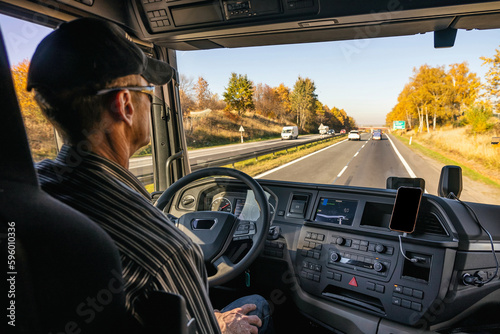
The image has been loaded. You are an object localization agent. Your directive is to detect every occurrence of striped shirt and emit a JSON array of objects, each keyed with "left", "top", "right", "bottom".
[{"left": 36, "top": 145, "right": 220, "bottom": 334}]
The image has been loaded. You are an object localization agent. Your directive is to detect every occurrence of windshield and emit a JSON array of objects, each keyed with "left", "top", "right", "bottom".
[
  {"left": 177, "top": 30, "right": 500, "bottom": 205},
  {"left": 1, "top": 13, "right": 499, "bottom": 205}
]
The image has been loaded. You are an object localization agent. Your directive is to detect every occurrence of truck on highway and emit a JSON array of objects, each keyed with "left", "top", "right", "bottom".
[{"left": 281, "top": 126, "right": 298, "bottom": 140}]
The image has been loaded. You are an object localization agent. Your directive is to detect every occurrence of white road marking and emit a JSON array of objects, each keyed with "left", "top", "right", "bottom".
[
  {"left": 337, "top": 166, "right": 348, "bottom": 178},
  {"left": 255, "top": 139, "right": 348, "bottom": 179},
  {"left": 332, "top": 139, "right": 366, "bottom": 184},
  {"left": 386, "top": 135, "right": 417, "bottom": 178}
]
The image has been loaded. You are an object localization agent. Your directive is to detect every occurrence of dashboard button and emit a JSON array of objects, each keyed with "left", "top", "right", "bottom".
[
  {"left": 403, "top": 287, "right": 413, "bottom": 296},
  {"left": 392, "top": 297, "right": 401, "bottom": 306},
  {"left": 334, "top": 273, "right": 342, "bottom": 281},
  {"left": 336, "top": 237, "right": 345, "bottom": 245},
  {"left": 402, "top": 299, "right": 411, "bottom": 309},
  {"left": 394, "top": 285, "right": 403, "bottom": 294},
  {"left": 329, "top": 251, "right": 340, "bottom": 263},
  {"left": 375, "top": 284, "right": 385, "bottom": 293},
  {"left": 375, "top": 244, "right": 386, "bottom": 253},
  {"left": 411, "top": 302, "right": 422, "bottom": 312},
  {"left": 374, "top": 262, "right": 385, "bottom": 272},
  {"left": 367, "top": 282, "right": 375, "bottom": 291},
  {"left": 413, "top": 289, "right": 424, "bottom": 299}
]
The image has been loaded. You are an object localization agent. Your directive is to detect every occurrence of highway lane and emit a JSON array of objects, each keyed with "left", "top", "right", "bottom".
[{"left": 256, "top": 133, "right": 422, "bottom": 190}]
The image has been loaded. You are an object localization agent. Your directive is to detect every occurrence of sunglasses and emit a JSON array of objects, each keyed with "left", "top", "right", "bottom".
[{"left": 96, "top": 86, "right": 155, "bottom": 103}]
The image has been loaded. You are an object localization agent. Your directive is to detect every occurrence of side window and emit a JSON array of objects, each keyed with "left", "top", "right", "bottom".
[{"left": 1, "top": 14, "right": 56, "bottom": 162}]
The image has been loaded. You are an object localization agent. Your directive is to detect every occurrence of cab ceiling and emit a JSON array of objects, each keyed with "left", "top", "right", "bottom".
[{"left": 0, "top": 0, "right": 500, "bottom": 50}]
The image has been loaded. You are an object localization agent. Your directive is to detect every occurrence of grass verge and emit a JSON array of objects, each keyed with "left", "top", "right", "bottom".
[{"left": 393, "top": 133, "right": 500, "bottom": 190}]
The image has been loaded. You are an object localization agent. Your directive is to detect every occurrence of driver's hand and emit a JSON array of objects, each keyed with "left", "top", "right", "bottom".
[{"left": 214, "top": 304, "right": 262, "bottom": 334}]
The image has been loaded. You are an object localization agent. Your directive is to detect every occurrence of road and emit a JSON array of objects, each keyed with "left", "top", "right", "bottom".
[
  {"left": 130, "top": 133, "right": 500, "bottom": 205},
  {"left": 254, "top": 133, "right": 500, "bottom": 205}
]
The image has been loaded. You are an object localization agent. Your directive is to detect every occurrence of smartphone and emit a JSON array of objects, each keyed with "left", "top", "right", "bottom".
[{"left": 389, "top": 186, "right": 423, "bottom": 233}]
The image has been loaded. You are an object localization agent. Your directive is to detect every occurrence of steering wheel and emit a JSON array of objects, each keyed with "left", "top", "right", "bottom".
[{"left": 155, "top": 167, "right": 270, "bottom": 287}]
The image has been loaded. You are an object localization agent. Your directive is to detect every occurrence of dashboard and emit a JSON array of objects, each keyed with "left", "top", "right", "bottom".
[{"left": 166, "top": 177, "right": 500, "bottom": 334}]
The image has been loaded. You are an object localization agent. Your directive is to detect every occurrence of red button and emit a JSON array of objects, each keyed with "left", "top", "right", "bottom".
[{"left": 349, "top": 277, "right": 358, "bottom": 287}]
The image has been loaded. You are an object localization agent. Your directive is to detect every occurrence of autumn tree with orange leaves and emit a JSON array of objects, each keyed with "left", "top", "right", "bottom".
[{"left": 11, "top": 59, "right": 56, "bottom": 161}]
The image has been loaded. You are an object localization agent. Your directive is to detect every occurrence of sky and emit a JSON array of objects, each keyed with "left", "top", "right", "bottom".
[{"left": 1, "top": 13, "right": 499, "bottom": 126}]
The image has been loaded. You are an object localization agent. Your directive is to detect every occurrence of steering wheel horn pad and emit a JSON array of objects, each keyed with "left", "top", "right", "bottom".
[
  {"left": 177, "top": 211, "right": 239, "bottom": 263},
  {"left": 155, "top": 167, "right": 270, "bottom": 286}
]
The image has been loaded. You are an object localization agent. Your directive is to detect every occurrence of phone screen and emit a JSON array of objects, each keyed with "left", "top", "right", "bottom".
[{"left": 389, "top": 187, "right": 423, "bottom": 233}]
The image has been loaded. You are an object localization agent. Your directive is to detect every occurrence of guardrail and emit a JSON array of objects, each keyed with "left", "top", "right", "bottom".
[
  {"left": 136, "top": 134, "right": 345, "bottom": 184},
  {"left": 190, "top": 134, "right": 343, "bottom": 171}
]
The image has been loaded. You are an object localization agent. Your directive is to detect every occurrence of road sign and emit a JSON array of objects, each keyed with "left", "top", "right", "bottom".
[
  {"left": 393, "top": 121, "right": 405, "bottom": 130},
  {"left": 239, "top": 125, "right": 245, "bottom": 143}
]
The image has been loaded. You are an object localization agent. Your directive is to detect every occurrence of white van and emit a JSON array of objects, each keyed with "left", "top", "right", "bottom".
[{"left": 281, "top": 126, "right": 298, "bottom": 140}]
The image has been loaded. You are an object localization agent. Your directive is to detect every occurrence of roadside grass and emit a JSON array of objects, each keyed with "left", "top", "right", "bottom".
[
  {"left": 185, "top": 109, "right": 292, "bottom": 149},
  {"left": 393, "top": 129, "right": 500, "bottom": 190},
  {"left": 224, "top": 135, "right": 346, "bottom": 177}
]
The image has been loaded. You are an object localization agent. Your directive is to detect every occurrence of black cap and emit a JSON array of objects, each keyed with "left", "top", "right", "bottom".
[{"left": 27, "top": 18, "right": 173, "bottom": 92}]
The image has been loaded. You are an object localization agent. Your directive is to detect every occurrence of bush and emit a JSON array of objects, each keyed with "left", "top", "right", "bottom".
[{"left": 465, "top": 105, "right": 494, "bottom": 134}]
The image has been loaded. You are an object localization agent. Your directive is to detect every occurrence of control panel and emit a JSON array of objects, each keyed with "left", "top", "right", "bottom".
[{"left": 295, "top": 226, "right": 447, "bottom": 326}]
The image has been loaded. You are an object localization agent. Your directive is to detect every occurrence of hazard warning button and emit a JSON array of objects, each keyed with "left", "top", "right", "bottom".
[{"left": 348, "top": 277, "right": 358, "bottom": 287}]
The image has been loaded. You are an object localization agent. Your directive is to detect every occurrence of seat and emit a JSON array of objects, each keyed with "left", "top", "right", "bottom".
[
  {"left": 0, "top": 23, "right": 191, "bottom": 334},
  {"left": 0, "top": 26, "right": 131, "bottom": 334}
]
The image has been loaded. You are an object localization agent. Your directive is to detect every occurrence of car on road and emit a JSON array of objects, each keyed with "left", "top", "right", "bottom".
[
  {"left": 340, "top": 129, "right": 346, "bottom": 134},
  {"left": 372, "top": 131, "right": 382, "bottom": 140},
  {"left": 327, "top": 129, "right": 335, "bottom": 135},
  {"left": 348, "top": 130, "right": 361, "bottom": 141}
]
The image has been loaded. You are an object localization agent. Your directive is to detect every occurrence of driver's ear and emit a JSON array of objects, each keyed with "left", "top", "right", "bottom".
[{"left": 109, "top": 90, "right": 134, "bottom": 126}]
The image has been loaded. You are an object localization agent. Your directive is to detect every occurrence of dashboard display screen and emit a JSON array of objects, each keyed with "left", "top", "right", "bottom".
[{"left": 314, "top": 198, "right": 357, "bottom": 226}]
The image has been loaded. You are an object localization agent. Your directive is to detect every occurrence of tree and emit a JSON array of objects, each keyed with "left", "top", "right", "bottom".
[
  {"left": 290, "top": 76, "right": 317, "bottom": 131},
  {"left": 254, "top": 83, "right": 280, "bottom": 118},
  {"left": 274, "top": 83, "right": 292, "bottom": 122},
  {"left": 481, "top": 46, "right": 500, "bottom": 111},
  {"left": 448, "top": 62, "right": 480, "bottom": 119},
  {"left": 223, "top": 73, "right": 254, "bottom": 116},
  {"left": 418, "top": 65, "right": 451, "bottom": 131},
  {"left": 194, "top": 76, "right": 212, "bottom": 110},
  {"left": 11, "top": 59, "right": 55, "bottom": 160},
  {"left": 179, "top": 74, "right": 196, "bottom": 115}
]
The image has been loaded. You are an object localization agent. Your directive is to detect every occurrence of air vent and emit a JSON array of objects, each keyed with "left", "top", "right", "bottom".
[{"left": 414, "top": 210, "right": 448, "bottom": 236}]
